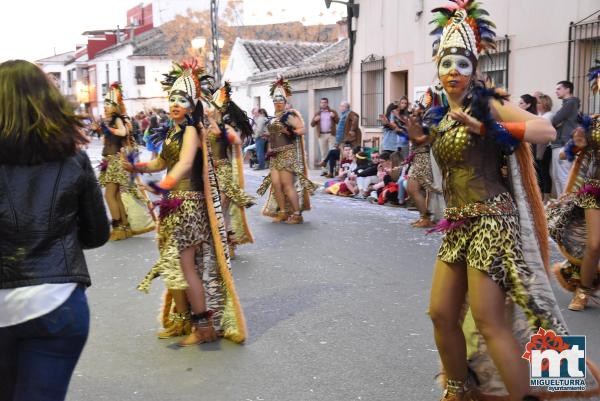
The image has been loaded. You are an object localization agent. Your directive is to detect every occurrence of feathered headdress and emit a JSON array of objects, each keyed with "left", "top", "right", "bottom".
[
  {"left": 212, "top": 81, "right": 232, "bottom": 110},
  {"left": 161, "top": 60, "right": 214, "bottom": 104},
  {"left": 430, "top": 0, "right": 497, "bottom": 66},
  {"left": 269, "top": 76, "right": 292, "bottom": 102},
  {"left": 104, "top": 82, "right": 127, "bottom": 114},
  {"left": 588, "top": 59, "right": 600, "bottom": 95}
]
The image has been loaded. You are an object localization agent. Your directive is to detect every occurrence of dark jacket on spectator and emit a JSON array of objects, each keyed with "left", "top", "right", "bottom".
[
  {"left": 0, "top": 151, "right": 109, "bottom": 289},
  {"left": 551, "top": 96, "right": 580, "bottom": 148},
  {"left": 356, "top": 162, "right": 379, "bottom": 177}
]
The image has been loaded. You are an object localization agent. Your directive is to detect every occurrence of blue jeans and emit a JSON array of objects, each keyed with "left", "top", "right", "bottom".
[
  {"left": 255, "top": 137, "right": 267, "bottom": 169},
  {"left": 0, "top": 286, "right": 90, "bottom": 401}
]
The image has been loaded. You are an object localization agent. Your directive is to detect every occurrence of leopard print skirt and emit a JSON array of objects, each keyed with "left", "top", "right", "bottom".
[
  {"left": 138, "top": 191, "right": 214, "bottom": 292},
  {"left": 574, "top": 178, "right": 600, "bottom": 209},
  {"left": 98, "top": 154, "right": 129, "bottom": 187},
  {"left": 438, "top": 192, "right": 567, "bottom": 331},
  {"left": 257, "top": 147, "right": 317, "bottom": 195},
  {"left": 407, "top": 149, "right": 436, "bottom": 192},
  {"left": 215, "top": 163, "right": 256, "bottom": 208}
]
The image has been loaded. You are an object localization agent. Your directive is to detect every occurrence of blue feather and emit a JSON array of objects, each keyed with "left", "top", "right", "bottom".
[
  {"left": 579, "top": 114, "right": 593, "bottom": 132},
  {"left": 588, "top": 67, "right": 600, "bottom": 82},
  {"left": 219, "top": 123, "right": 231, "bottom": 146},
  {"left": 469, "top": 85, "right": 517, "bottom": 155},
  {"left": 563, "top": 139, "right": 579, "bottom": 162},
  {"left": 148, "top": 181, "right": 169, "bottom": 196},
  {"left": 149, "top": 122, "right": 170, "bottom": 148}
]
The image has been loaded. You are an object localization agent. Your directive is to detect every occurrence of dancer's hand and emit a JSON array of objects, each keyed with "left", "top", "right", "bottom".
[
  {"left": 572, "top": 127, "right": 588, "bottom": 148},
  {"left": 398, "top": 115, "right": 424, "bottom": 140},
  {"left": 448, "top": 110, "right": 483, "bottom": 135}
]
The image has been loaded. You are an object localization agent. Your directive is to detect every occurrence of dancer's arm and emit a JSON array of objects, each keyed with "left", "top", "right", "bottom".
[
  {"left": 110, "top": 117, "right": 128, "bottom": 137},
  {"left": 122, "top": 150, "right": 166, "bottom": 173},
  {"left": 490, "top": 99, "right": 556, "bottom": 144},
  {"left": 225, "top": 124, "right": 242, "bottom": 145},
  {"left": 156, "top": 125, "right": 200, "bottom": 189},
  {"left": 287, "top": 110, "right": 306, "bottom": 136}
]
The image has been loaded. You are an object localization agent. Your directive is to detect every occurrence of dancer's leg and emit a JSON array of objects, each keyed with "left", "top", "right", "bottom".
[
  {"left": 468, "top": 268, "right": 529, "bottom": 401},
  {"left": 115, "top": 187, "right": 128, "bottom": 226},
  {"left": 104, "top": 183, "right": 121, "bottom": 221},
  {"left": 270, "top": 169, "right": 287, "bottom": 213},
  {"left": 429, "top": 259, "right": 468, "bottom": 382},
  {"left": 280, "top": 170, "right": 300, "bottom": 212},
  {"left": 180, "top": 247, "right": 207, "bottom": 314},
  {"left": 581, "top": 208, "right": 600, "bottom": 288}
]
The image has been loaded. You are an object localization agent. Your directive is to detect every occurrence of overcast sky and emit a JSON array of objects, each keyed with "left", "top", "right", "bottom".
[{"left": 0, "top": 0, "right": 346, "bottom": 62}]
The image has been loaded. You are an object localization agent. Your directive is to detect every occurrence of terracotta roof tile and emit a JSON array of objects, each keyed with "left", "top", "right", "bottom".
[{"left": 241, "top": 40, "right": 330, "bottom": 73}]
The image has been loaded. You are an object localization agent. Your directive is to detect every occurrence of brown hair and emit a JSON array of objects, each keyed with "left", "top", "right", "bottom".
[
  {"left": 0, "top": 60, "right": 87, "bottom": 165},
  {"left": 537, "top": 94, "right": 553, "bottom": 113}
]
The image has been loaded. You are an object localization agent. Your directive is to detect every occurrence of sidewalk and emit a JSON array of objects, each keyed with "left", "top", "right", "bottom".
[{"left": 244, "top": 165, "right": 327, "bottom": 186}]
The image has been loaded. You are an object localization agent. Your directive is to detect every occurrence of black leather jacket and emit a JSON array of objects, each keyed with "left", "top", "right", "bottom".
[{"left": 0, "top": 151, "right": 109, "bottom": 289}]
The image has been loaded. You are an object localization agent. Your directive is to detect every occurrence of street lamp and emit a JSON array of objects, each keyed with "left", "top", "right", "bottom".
[
  {"left": 191, "top": 36, "right": 206, "bottom": 49},
  {"left": 217, "top": 37, "right": 225, "bottom": 49}
]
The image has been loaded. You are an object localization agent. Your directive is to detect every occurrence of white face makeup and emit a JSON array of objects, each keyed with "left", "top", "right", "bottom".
[
  {"left": 438, "top": 55, "right": 474, "bottom": 78},
  {"left": 168, "top": 94, "right": 192, "bottom": 109}
]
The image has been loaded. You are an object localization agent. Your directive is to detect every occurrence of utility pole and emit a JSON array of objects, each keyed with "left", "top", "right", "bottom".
[{"left": 210, "top": 0, "right": 222, "bottom": 83}]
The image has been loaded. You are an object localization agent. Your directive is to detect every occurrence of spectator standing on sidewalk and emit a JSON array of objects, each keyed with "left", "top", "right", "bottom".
[
  {"left": 380, "top": 102, "right": 408, "bottom": 154},
  {"left": 312, "top": 97, "right": 339, "bottom": 172},
  {"left": 337, "top": 101, "right": 362, "bottom": 148},
  {"left": 252, "top": 108, "right": 269, "bottom": 170},
  {"left": 535, "top": 93, "right": 554, "bottom": 201},
  {"left": 550, "top": 80, "right": 580, "bottom": 197},
  {"left": 0, "top": 59, "right": 110, "bottom": 401}
]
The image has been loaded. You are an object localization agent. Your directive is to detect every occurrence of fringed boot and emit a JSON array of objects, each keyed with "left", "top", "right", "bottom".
[
  {"left": 272, "top": 211, "right": 289, "bottom": 223},
  {"left": 285, "top": 212, "right": 303, "bottom": 224},
  {"left": 177, "top": 311, "right": 218, "bottom": 347},
  {"left": 157, "top": 311, "right": 191, "bottom": 339},
  {"left": 568, "top": 285, "right": 598, "bottom": 311},
  {"left": 440, "top": 379, "right": 475, "bottom": 401},
  {"left": 109, "top": 219, "right": 128, "bottom": 241}
]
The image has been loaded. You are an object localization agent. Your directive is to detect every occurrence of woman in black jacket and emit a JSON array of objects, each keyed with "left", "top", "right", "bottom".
[{"left": 0, "top": 60, "right": 110, "bottom": 401}]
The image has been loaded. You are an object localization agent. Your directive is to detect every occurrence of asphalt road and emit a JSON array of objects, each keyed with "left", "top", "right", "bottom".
[{"left": 67, "top": 140, "right": 599, "bottom": 401}]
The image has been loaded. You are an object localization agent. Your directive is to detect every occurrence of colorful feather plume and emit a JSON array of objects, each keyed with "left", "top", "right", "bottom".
[
  {"left": 269, "top": 76, "right": 292, "bottom": 99},
  {"left": 212, "top": 81, "right": 232, "bottom": 110},
  {"left": 430, "top": 0, "right": 497, "bottom": 58},
  {"left": 161, "top": 61, "right": 213, "bottom": 99},
  {"left": 588, "top": 59, "right": 600, "bottom": 95}
]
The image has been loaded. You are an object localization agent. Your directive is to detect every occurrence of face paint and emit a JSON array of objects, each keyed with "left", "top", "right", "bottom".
[
  {"left": 168, "top": 94, "right": 192, "bottom": 109},
  {"left": 438, "top": 55, "right": 473, "bottom": 78}
]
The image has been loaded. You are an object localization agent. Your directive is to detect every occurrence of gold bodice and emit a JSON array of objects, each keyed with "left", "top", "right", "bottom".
[
  {"left": 590, "top": 118, "right": 600, "bottom": 150},
  {"left": 207, "top": 125, "right": 230, "bottom": 161},
  {"left": 432, "top": 114, "right": 509, "bottom": 208},
  {"left": 268, "top": 113, "right": 295, "bottom": 150},
  {"left": 159, "top": 127, "right": 203, "bottom": 191}
]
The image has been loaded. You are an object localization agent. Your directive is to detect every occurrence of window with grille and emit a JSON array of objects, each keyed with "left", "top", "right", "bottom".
[
  {"left": 568, "top": 15, "right": 600, "bottom": 114},
  {"left": 479, "top": 35, "right": 510, "bottom": 90},
  {"left": 361, "top": 55, "right": 385, "bottom": 127},
  {"left": 135, "top": 66, "right": 146, "bottom": 85}
]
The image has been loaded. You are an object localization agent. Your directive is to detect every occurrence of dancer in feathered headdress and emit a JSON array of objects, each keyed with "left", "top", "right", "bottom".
[
  {"left": 95, "top": 82, "right": 151, "bottom": 240},
  {"left": 406, "top": 1, "right": 600, "bottom": 400},
  {"left": 257, "top": 77, "right": 317, "bottom": 224},
  {"left": 124, "top": 61, "right": 246, "bottom": 347},
  {"left": 549, "top": 92, "right": 600, "bottom": 313},
  {"left": 205, "top": 81, "right": 255, "bottom": 257}
]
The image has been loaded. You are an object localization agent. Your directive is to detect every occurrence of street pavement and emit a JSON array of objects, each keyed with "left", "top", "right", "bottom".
[{"left": 68, "top": 139, "right": 599, "bottom": 401}]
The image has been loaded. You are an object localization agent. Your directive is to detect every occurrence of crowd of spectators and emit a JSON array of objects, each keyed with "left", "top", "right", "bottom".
[{"left": 321, "top": 80, "right": 582, "bottom": 225}]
